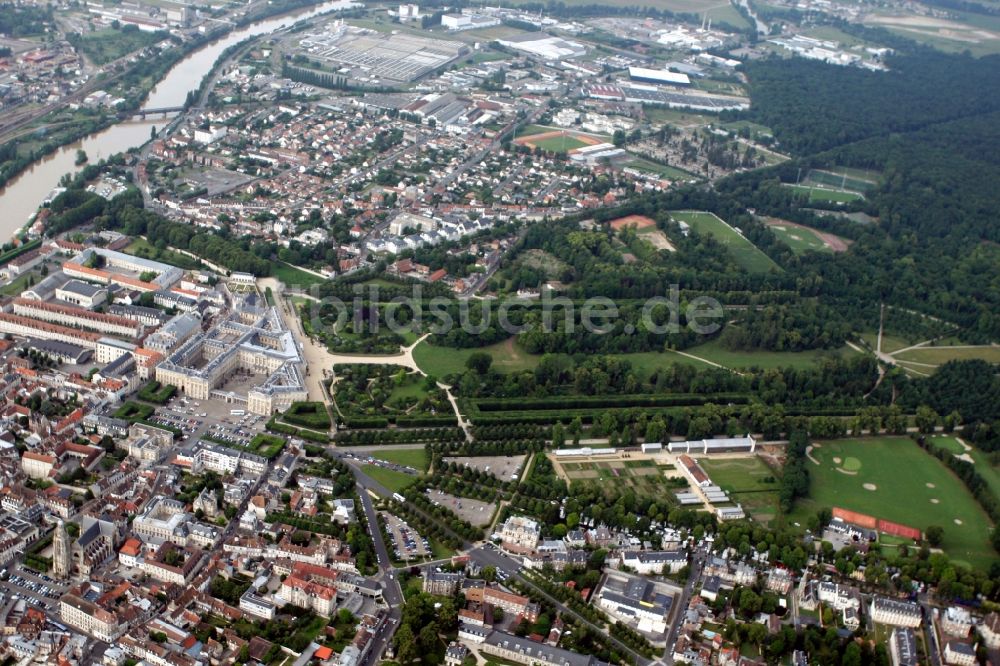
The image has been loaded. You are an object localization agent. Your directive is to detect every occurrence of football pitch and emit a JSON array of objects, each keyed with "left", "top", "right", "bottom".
[
  {"left": 700, "top": 456, "right": 781, "bottom": 525},
  {"left": 790, "top": 437, "right": 995, "bottom": 568},
  {"left": 784, "top": 183, "right": 865, "bottom": 203},
  {"left": 669, "top": 210, "right": 779, "bottom": 274},
  {"left": 532, "top": 135, "right": 592, "bottom": 152}
]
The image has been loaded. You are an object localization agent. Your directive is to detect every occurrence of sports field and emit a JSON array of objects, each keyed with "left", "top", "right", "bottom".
[
  {"left": 514, "top": 126, "right": 605, "bottom": 153},
  {"left": 929, "top": 435, "right": 1000, "bottom": 502},
  {"left": 803, "top": 167, "right": 878, "bottom": 193},
  {"left": 670, "top": 210, "right": 779, "bottom": 274},
  {"left": 533, "top": 135, "right": 592, "bottom": 152},
  {"left": 763, "top": 219, "right": 850, "bottom": 254},
  {"left": 700, "top": 456, "right": 781, "bottom": 524},
  {"left": 784, "top": 183, "right": 865, "bottom": 204},
  {"left": 791, "top": 437, "right": 995, "bottom": 568}
]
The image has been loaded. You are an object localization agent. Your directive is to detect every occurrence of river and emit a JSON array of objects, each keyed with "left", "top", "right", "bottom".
[{"left": 0, "top": 0, "right": 357, "bottom": 240}]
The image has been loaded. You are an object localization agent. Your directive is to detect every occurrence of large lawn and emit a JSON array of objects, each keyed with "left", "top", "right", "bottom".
[
  {"left": 360, "top": 464, "right": 418, "bottom": 493},
  {"left": 670, "top": 210, "right": 780, "bottom": 274},
  {"left": 273, "top": 262, "right": 327, "bottom": 287},
  {"left": 929, "top": 435, "right": 1000, "bottom": 503},
  {"left": 894, "top": 345, "right": 1000, "bottom": 365},
  {"left": 415, "top": 335, "right": 851, "bottom": 378},
  {"left": 860, "top": 332, "right": 913, "bottom": 355},
  {"left": 413, "top": 337, "right": 541, "bottom": 377},
  {"left": 368, "top": 448, "right": 429, "bottom": 472},
  {"left": 790, "top": 437, "right": 996, "bottom": 568},
  {"left": 682, "top": 337, "right": 859, "bottom": 371}
]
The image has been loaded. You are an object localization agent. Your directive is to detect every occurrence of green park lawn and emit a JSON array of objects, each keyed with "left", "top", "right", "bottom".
[
  {"left": 360, "top": 464, "right": 418, "bottom": 493},
  {"left": 368, "top": 449, "right": 429, "bottom": 472},
  {"left": 670, "top": 210, "right": 779, "bottom": 274},
  {"left": 679, "top": 337, "right": 859, "bottom": 371},
  {"left": 860, "top": 332, "right": 912, "bottom": 355},
  {"left": 414, "top": 334, "right": 855, "bottom": 379},
  {"left": 894, "top": 345, "right": 1000, "bottom": 365},
  {"left": 273, "top": 263, "right": 327, "bottom": 287},
  {"left": 413, "top": 337, "right": 541, "bottom": 377},
  {"left": 790, "top": 437, "right": 995, "bottom": 568}
]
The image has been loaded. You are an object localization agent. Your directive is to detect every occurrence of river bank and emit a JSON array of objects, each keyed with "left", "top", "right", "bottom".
[{"left": 0, "top": 0, "right": 358, "bottom": 241}]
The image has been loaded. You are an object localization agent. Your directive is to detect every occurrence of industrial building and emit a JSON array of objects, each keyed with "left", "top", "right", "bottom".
[
  {"left": 497, "top": 34, "right": 586, "bottom": 60},
  {"left": 297, "top": 23, "right": 467, "bottom": 83},
  {"left": 628, "top": 66, "right": 691, "bottom": 86}
]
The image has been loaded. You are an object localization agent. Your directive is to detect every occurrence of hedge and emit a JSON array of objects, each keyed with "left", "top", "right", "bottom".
[
  {"left": 340, "top": 417, "right": 389, "bottom": 429},
  {"left": 472, "top": 393, "right": 750, "bottom": 412},
  {"left": 283, "top": 401, "right": 332, "bottom": 429},
  {"left": 395, "top": 415, "right": 458, "bottom": 428},
  {"left": 138, "top": 380, "right": 177, "bottom": 405}
]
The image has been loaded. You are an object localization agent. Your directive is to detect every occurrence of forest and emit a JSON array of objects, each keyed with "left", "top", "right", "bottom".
[
  {"left": 718, "top": 48, "right": 1000, "bottom": 342},
  {"left": 0, "top": 3, "right": 53, "bottom": 36}
]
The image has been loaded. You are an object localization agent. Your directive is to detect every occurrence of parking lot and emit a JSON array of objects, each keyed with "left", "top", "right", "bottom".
[
  {"left": 442, "top": 455, "right": 527, "bottom": 482},
  {"left": 150, "top": 395, "right": 268, "bottom": 446},
  {"left": 0, "top": 564, "right": 69, "bottom": 613},
  {"left": 381, "top": 511, "right": 430, "bottom": 561},
  {"left": 426, "top": 489, "right": 497, "bottom": 527}
]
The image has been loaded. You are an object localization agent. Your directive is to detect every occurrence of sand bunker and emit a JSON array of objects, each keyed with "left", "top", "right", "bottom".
[
  {"left": 954, "top": 519, "right": 963, "bottom": 525},
  {"left": 930, "top": 498, "right": 940, "bottom": 504},
  {"left": 833, "top": 457, "right": 842, "bottom": 464},
  {"left": 863, "top": 483, "right": 877, "bottom": 491},
  {"left": 926, "top": 483, "right": 936, "bottom": 488}
]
